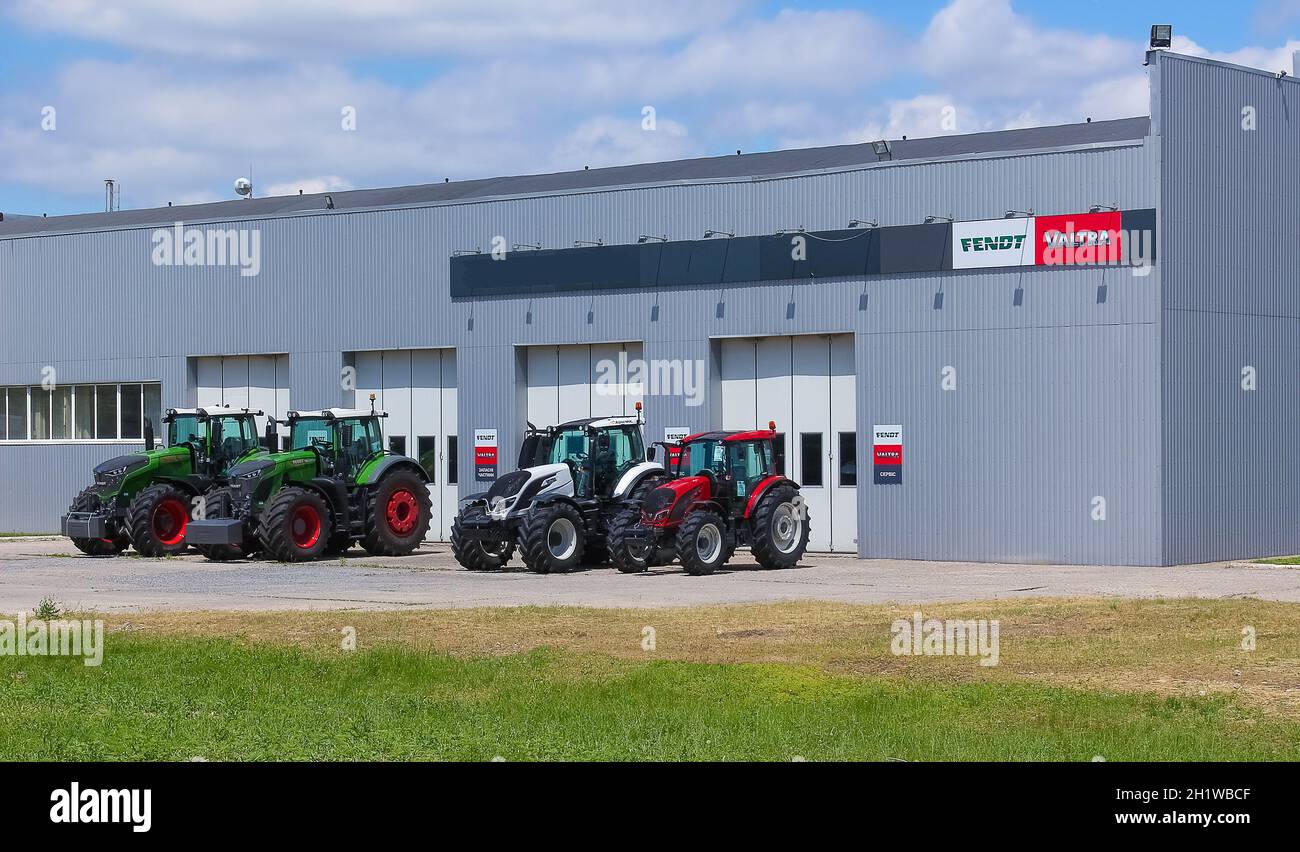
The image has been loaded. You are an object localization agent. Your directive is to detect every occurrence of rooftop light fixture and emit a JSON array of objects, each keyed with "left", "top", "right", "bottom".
[
  {"left": 871, "top": 139, "right": 892, "bottom": 160},
  {"left": 513, "top": 242, "right": 542, "bottom": 251},
  {"left": 573, "top": 239, "right": 603, "bottom": 247},
  {"left": 452, "top": 248, "right": 481, "bottom": 256},
  {"left": 847, "top": 219, "right": 878, "bottom": 228},
  {"left": 1149, "top": 24, "right": 1172, "bottom": 49},
  {"left": 923, "top": 215, "right": 953, "bottom": 224},
  {"left": 1088, "top": 204, "right": 1119, "bottom": 213},
  {"left": 703, "top": 229, "right": 734, "bottom": 239},
  {"left": 637, "top": 235, "right": 668, "bottom": 243},
  {"left": 1004, "top": 209, "right": 1034, "bottom": 218}
]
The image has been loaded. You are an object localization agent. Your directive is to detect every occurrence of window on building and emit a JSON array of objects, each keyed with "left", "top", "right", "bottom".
[
  {"left": 389, "top": 435, "right": 407, "bottom": 456},
  {"left": 447, "top": 435, "right": 458, "bottom": 484},
  {"left": 800, "top": 432, "right": 823, "bottom": 487},
  {"left": 0, "top": 382, "right": 160, "bottom": 442},
  {"left": 417, "top": 436, "right": 437, "bottom": 482},
  {"left": 839, "top": 432, "right": 857, "bottom": 487}
]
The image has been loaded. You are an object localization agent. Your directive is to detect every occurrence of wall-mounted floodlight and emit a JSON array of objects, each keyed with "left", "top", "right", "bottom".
[
  {"left": 774, "top": 227, "right": 806, "bottom": 236},
  {"left": 1004, "top": 209, "right": 1033, "bottom": 218},
  {"left": 923, "top": 215, "right": 953, "bottom": 224},
  {"left": 638, "top": 235, "right": 668, "bottom": 243},
  {"left": 1088, "top": 204, "right": 1119, "bottom": 213},
  {"left": 848, "top": 219, "right": 878, "bottom": 228},
  {"left": 452, "top": 248, "right": 481, "bottom": 256},
  {"left": 1149, "top": 24, "right": 1172, "bottom": 49},
  {"left": 323, "top": 195, "right": 335, "bottom": 209},
  {"left": 703, "top": 229, "right": 734, "bottom": 239},
  {"left": 871, "top": 140, "right": 892, "bottom": 160},
  {"left": 514, "top": 242, "right": 542, "bottom": 251},
  {"left": 573, "top": 239, "right": 603, "bottom": 247}
]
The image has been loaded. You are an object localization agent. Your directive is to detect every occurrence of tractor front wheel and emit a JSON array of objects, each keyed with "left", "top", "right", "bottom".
[
  {"left": 67, "top": 487, "right": 129, "bottom": 556},
  {"left": 451, "top": 508, "right": 514, "bottom": 570},
  {"left": 608, "top": 506, "right": 655, "bottom": 573},
  {"left": 749, "top": 484, "right": 809, "bottom": 569},
  {"left": 520, "top": 502, "right": 585, "bottom": 574},
  {"left": 259, "top": 486, "right": 330, "bottom": 562},
  {"left": 127, "top": 483, "right": 193, "bottom": 557},
  {"left": 361, "top": 470, "right": 433, "bottom": 556},
  {"left": 675, "top": 509, "right": 732, "bottom": 576}
]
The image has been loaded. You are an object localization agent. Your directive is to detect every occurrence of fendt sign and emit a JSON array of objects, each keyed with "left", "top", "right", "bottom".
[{"left": 952, "top": 210, "right": 1144, "bottom": 270}]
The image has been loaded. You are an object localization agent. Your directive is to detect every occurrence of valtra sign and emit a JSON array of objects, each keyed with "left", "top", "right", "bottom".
[{"left": 953, "top": 210, "right": 1127, "bottom": 269}]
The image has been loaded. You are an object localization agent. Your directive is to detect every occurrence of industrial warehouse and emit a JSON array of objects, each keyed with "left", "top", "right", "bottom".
[{"left": 0, "top": 48, "right": 1297, "bottom": 567}]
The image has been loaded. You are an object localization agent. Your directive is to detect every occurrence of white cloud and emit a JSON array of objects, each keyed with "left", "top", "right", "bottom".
[{"left": 261, "top": 176, "right": 354, "bottom": 198}]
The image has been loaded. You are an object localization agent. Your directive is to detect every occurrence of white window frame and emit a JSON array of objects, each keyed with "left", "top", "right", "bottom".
[{"left": 0, "top": 382, "right": 161, "bottom": 445}]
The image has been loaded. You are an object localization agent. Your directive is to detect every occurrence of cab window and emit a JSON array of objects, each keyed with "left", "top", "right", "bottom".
[
  {"left": 291, "top": 419, "right": 332, "bottom": 450},
  {"left": 212, "top": 416, "right": 258, "bottom": 458},
  {"left": 168, "top": 415, "right": 204, "bottom": 447},
  {"left": 547, "top": 428, "right": 589, "bottom": 464}
]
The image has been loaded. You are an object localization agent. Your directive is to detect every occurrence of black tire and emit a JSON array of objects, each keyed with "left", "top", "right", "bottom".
[
  {"left": 675, "top": 509, "right": 731, "bottom": 576},
  {"left": 259, "top": 486, "right": 331, "bottom": 562},
  {"left": 519, "top": 502, "right": 585, "bottom": 574},
  {"left": 451, "top": 508, "right": 515, "bottom": 570},
  {"left": 608, "top": 506, "right": 654, "bottom": 573},
  {"left": 361, "top": 470, "right": 433, "bottom": 557},
  {"left": 67, "top": 487, "right": 129, "bottom": 556},
  {"left": 749, "top": 483, "right": 809, "bottom": 570},
  {"left": 127, "top": 482, "right": 194, "bottom": 557},
  {"left": 193, "top": 486, "right": 261, "bottom": 561}
]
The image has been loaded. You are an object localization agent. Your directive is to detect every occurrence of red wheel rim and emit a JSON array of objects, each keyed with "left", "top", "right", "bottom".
[
  {"left": 386, "top": 489, "right": 419, "bottom": 535},
  {"left": 153, "top": 498, "right": 189, "bottom": 546},
  {"left": 290, "top": 505, "right": 322, "bottom": 548}
]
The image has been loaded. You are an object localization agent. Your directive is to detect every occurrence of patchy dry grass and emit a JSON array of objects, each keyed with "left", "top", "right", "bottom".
[{"left": 89, "top": 597, "right": 1300, "bottom": 718}]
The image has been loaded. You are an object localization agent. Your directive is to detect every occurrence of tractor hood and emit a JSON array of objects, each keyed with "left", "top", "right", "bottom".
[
  {"left": 643, "top": 475, "right": 711, "bottom": 524},
  {"left": 93, "top": 454, "right": 148, "bottom": 477},
  {"left": 487, "top": 463, "right": 572, "bottom": 520}
]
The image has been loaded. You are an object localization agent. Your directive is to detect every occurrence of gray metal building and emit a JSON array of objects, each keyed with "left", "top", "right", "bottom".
[{"left": 1, "top": 50, "right": 1296, "bottom": 565}]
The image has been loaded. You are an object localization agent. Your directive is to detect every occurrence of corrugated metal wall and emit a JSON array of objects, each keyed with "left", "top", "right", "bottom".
[
  {"left": 1156, "top": 51, "right": 1300, "bottom": 563},
  {"left": 1, "top": 132, "right": 1163, "bottom": 563}
]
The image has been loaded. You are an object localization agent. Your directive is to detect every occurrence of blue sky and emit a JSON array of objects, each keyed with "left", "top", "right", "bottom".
[{"left": 1, "top": 0, "right": 1296, "bottom": 217}]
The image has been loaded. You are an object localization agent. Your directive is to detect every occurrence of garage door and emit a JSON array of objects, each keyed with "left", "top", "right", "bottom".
[
  {"left": 718, "top": 335, "right": 856, "bottom": 552},
  {"left": 525, "top": 342, "right": 644, "bottom": 426},
  {"left": 194, "top": 354, "right": 290, "bottom": 442},
  {"left": 353, "top": 349, "right": 457, "bottom": 541}
]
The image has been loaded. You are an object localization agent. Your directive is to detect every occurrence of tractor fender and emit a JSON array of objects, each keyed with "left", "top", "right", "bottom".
[
  {"left": 744, "top": 476, "right": 799, "bottom": 518},
  {"left": 613, "top": 461, "right": 665, "bottom": 499},
  {"left": 361, "top": 455, "right": 430, "bottom": 486}
]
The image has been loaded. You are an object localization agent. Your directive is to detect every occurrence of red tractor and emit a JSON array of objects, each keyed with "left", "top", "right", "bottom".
[{"left": 608, "top": 423, "right": 809, "bottom": 575}]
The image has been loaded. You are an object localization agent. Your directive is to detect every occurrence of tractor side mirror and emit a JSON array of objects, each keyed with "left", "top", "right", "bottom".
[
  {"left": 341, "top": 424, "right": 354, "bottom": 448},
  {"left": 646, "top": 447, "right": 656, "bottom": 461},
  {"left": 265, "top": 419, "right": 278, "bottom": 452},
  {"left": 518, "top": 434, "right": 540, "bottom": 470},
  {"left": 143, "top": 417, "right": 156, "bottom": 452}
]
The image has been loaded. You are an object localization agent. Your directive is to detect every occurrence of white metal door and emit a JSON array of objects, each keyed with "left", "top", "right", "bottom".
[
  {"left": 194, "top": 355, "right": 290, "bottom": 445},
  {"left": 525, "top": 343, "right": 643, "bottom": 427},
  {"left": 715, "top": 335, "right": 856, "bottom": 552},
  {"left": 353, "top": 349, "right": 456, "bottom": 541}
]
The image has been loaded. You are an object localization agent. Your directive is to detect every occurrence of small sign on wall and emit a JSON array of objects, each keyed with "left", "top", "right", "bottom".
[
  {"left": 664, "top": 427, "right": 690, "bottom": 466},
  {"left": 873, "top": 425, "right": 902, "bottom": 485},
  {"left": 474, "top": 429, "right": 498, "bottom": 482}
]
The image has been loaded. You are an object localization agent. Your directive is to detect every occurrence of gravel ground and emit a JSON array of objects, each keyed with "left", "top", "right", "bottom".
[{"left": 0, "top": 536, "right": 1296, "bottom": 612}]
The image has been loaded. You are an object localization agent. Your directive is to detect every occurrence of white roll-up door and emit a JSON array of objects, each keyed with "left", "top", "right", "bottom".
[
  {"left": 193, "top": 354, "right": 290, "bottom": 440},
  {"left": 353, "top": 349, "right": 457, "bottom": 541},
  {"left": 525, "top": 342, "right": 644, "bottom": 426},
  {"left": 718, "top": 334, "right": 856, "bottom": 553}
]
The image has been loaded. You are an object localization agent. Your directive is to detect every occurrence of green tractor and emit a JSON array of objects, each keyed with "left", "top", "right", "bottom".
[
  {"left": 187, "top": 401, "right": 432, "bottom": 562},
  {"left": 61, "top": 406, "right": 269, "bottom": 557}
]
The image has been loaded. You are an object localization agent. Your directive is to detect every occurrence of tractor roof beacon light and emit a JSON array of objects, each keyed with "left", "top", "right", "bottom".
[
  {"left": 369, "top": 392, "right": 377, "bottom": 415},
  {"left": 1150, "top": 24, "right": 1172, "bottom": 49},
  {"left": 768, "top": 420, "right": 777, "bottom": 432}
]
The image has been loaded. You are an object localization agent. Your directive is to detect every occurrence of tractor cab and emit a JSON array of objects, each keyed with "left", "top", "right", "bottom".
[
  {"left": 286, "top": 408, "right": 387, "bottom": 482},
  {"left": 670, "top": 426, "right": 779, "bottom": 509},
  {"left": 163, "top": 406, "right": 265, "bottom": 480},
  {"left": 518, "top": 415, "right": 647, "bottom": 499}
]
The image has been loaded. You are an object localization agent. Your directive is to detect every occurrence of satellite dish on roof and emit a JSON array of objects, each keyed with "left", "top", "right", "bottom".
[{"left": 234, "top": 177, "right": 253, "bottom": 198}]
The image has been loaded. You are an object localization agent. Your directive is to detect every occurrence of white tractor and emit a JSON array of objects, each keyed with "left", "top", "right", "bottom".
[{"left": 451, "top": 406, "right": 665, "bottom": 573}]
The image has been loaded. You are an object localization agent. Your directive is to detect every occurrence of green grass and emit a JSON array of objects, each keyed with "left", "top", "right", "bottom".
[
  {"left": 1252, "top": 555, "right": 1300, "bottom": 565},
  {"left": 1, "top": 634, "right": 1295, "bottom": 761}
]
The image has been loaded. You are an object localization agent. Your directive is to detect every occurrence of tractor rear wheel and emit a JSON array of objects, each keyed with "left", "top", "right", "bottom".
[
  {"left": 259, "top": 486, "right": 330, "bottom": 562},
  {"left": 749, "top": 484, "right": 809, "bottom": 569},
  {"left": 127, "top": 483, "right": 193, "bottom": 557},
  {"left": 675, "top": 509, "right": 731, "bottom": 576},
  {"left": 361, "top": 470, "right": 433, "bottom": 556},
  {"left": 451, "top": 507, "right": 514, "bottom": 570},
  {"left": 520, "top": 502, "right": 585, "bottom": 574},
  {"left": 193, "top": 486, "right": 261, "bottom": 561},
  {"left": 67, "top": 487, "right": 129, "bottom": 556},
  {"left": 608, "top": 506, "right": 654, "bottom": 573}
]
